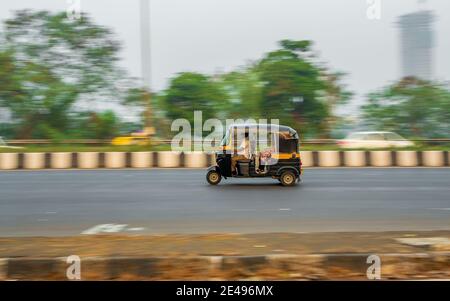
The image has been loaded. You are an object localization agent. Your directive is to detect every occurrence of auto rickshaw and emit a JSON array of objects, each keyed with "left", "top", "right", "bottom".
[{"left": 206, "top": 124, "right": 302, "bottom": 186}]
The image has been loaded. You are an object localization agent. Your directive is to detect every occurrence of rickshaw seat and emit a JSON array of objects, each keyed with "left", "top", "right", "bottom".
[{"left": 237, "top": 159, "right": 251, "bottom": 163}]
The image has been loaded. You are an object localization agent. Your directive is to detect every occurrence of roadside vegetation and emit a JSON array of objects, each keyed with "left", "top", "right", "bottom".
[{"left": 0, "top": 10, "right": 449, "bottom": 143}]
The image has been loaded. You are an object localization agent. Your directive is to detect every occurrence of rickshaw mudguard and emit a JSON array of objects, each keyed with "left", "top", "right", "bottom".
[
  {"left": 276, "top": 166, "right": 300, "bottom": 177},
  {"left": 207, "top": 165, "right": 227, "bottom": 179}
]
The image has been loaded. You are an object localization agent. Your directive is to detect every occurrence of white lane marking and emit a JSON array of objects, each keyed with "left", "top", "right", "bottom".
[
  {"left": 396, "top": 237, "right": 450, "bottom": 247},
  {"left": 127, "top": 227, "right": 145, "bottom": 232},
  {"left": 81, "top": 224, "right": 128, "bottom": 235},
  {"left": 37, "top": 219, "right": 49, "bottom": 222},
  {"left": 232, "top": 208, "right": 292, "bottom": 212},
  {"left": 428, "top": 208, "right": 450, "bottom": 211},
  {"left": 45, "top": 211, "right": 57, "bottom": 214}
]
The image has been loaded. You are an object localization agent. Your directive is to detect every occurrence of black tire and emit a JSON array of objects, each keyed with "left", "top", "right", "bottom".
[
  {"left": 206, "top": 170, "right": 222, "bottom": 185},
  {"left": 279, "top": 171, "right": 296, "bottom": 186}
]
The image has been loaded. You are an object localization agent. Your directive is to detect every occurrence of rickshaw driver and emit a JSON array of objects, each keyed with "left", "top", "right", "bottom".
[{"left": 231, "top": 132, "right": 250, "bottom": 175}]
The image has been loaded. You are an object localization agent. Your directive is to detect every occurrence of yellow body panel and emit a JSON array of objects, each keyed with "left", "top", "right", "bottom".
[
  {"left": 111, "top": 136, "right": 150, "bottom": 146},
  {"left": 272, "top": 153, "right": 300, "bottom": 160}
]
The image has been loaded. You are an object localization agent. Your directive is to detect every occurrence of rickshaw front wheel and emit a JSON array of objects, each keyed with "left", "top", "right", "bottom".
[
  {"left": 279, "top": 171, "right": 296, "bottom": 187},
  {"left": 207, "top": 170, "right": 222, "bottom": 185}
]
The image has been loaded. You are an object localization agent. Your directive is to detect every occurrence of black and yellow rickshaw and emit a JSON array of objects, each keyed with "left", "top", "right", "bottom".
[{"left": 206, "top": 124, "right": 302, "bottom": 186}]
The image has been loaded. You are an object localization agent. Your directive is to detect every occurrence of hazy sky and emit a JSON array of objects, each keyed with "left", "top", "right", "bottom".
[{"left": 1, "top": 0, "right": 450, "bottom": 114}]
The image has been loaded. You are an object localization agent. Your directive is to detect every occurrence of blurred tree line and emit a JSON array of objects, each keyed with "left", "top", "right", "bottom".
[
  {"left": 362, "top": 77, "right": 450, "bottom": 138},
  {"left": 0, "top": 10, "right": 352, "bottom": 140},
  {"left": 0, "top": 10, "right": 133, "bottom": 140},
  {"left": 158, "top": 40, "right": 353, "bottom": 138},
  {"left": 1, "top": 10, "right": 449, "bottom": 141}
]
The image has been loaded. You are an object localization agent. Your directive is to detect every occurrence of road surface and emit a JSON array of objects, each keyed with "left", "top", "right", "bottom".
[{"left": 0, "top": 168, "right": 449, "bottom": 236}]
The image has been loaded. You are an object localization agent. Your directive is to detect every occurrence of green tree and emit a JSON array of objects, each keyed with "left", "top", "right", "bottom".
[
  {"left": 87, "top": 111, "right": 120, "bottom": 139},
  {"left": 256, "top": 40, "right": 350, "bottom": 137},
  {"left": 218, "top": 67, "right": 263, "bottom": 120},
  {"left": 362, "top": 77, "right": 450, "bottom": 138},
  {"left": 162, "top": 72, "right": 227, "bottom": 124},
  {"left": 0, "top": 10, "right": 122, "bottom": 139}
]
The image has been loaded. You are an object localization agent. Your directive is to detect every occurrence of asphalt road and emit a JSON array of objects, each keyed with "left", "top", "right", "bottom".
[{"left": 0, "top": 168, "right": 449, "bottom": 236}]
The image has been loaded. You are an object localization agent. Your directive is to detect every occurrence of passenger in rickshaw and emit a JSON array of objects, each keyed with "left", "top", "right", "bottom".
[{"left": 231, "top": 132, "right": 250, "bottom": 175}]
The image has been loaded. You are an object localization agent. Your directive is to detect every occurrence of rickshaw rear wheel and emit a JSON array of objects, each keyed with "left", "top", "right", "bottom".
[
  {"left": 279, "top": 171, "right": 296, "bottom": 186},
  {"left": 207, "top": 170, "right": 222, "bottom": 185}
]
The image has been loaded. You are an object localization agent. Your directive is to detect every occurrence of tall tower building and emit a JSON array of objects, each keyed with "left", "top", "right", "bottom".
[
  {"left": 398, "top": 10, "right": 435, "bottom": 80},
  {"left": 140, "top": 0, "right": 151, "bottom": 89}
]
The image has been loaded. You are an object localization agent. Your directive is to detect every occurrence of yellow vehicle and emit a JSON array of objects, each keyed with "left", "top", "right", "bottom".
[
  {"left": 111, "top": 127, "right": 155, "bottom": 146},
  {"left": 111, "top": 136, "right": 151, "bottom": 146}
]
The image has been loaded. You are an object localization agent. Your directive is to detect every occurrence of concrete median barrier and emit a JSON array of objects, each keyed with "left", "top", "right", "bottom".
[
  {"left": 105, "top": 152, "right": 126, "bottom": 169},
  {"left": 78, "top": 152, "right": 99, "bottom": 169},
  {"left": 1, "top": 232, "right": 449, "bottom": 280},
  {"left": 318, "top": 151, "right": 340, "bottom": 167},
  {"left": 131, "top": 152, "right": 153, "bottom": 168},
  {"left": 184, "top": 152, "right": 208, "bottom": 168},
  {"left": 1, "top": 253, "right": 449, "bottom": 280},
  {"left": 397, "top": 151, "right": 418, "bottom": 167},
  {"left": 24, "top": 153, "right": 45, "bottom": 169},
  {"left": 51, "top": 153, "right": 72, "bottom": 169},
  {"left": 370, "top": 151, "right": 392, "bottom": 167},
  {"left": 207, "top": 153, "right": 216, "bottom": 167},
  {"left": 77, "top": 257, "right": 110, "bottom": 280},
  {"left": 423, "top": 151, "right": 444, "bottom": 167},
  {"left": 344, "top": 151, "right": 366, "bottom": 167},
  {"left": 157, "top": 151, "right": 181, "bottom": 168},
  {"left": 0, "top": 258, "right": 6, "bottom": 280},
  {"left": 6, "top": 258, "right": 66, "bottom": 281},
  {"left": 1, "top": 150, "right": 449, "bottom": 170},
  {"left": 0, "top": 153, "right": 18, "bottom": 170},
  {"left": 300, "top": 151, "right": 314, "bottom": 167}
]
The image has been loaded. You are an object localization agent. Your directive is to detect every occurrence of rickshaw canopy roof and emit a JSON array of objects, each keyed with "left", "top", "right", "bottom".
[{"left": 228, "top": 124, "right": 299, "bottom": 139}]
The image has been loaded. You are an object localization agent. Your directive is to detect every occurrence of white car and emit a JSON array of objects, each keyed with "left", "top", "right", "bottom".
[
  {"left": 337, "top": 132, "right": 414, "bottom": 149},
  {"left": 0, "top": 137, "right": 24, "bottom": 150}
]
